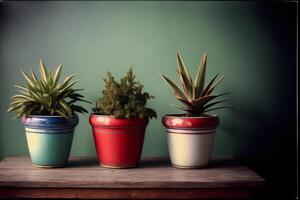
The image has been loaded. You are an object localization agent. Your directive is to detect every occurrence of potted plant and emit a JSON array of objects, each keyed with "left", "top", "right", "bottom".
[
  {"left": 89, "top": 68, "right": 157, "bottom": 168},
  {"left": 7, "top": 60, "right": 89, "bottom": 168},
  {"left": 160, "top": 52, "right": 230, "bottom": 168}
]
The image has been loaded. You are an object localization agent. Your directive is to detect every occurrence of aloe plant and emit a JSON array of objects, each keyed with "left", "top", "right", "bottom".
[
  {"left": 7, "top": 60, "right": 90, "bottom": 119},
  {"left": 160, "top": 52, "right": 230, "bottom": 116}
]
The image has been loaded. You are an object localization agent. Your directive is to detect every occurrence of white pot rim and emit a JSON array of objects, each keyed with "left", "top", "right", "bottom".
[
  {"left": 163, "top": 114, "right": 218, "bottom": 119},
  {"left": 166, "top": 128, "right": 216, "bottom": 134}
]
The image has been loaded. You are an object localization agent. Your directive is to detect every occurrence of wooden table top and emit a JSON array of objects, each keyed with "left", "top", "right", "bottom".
[{"left": 0, "top": 156, "right": 264, "bottom": 189}]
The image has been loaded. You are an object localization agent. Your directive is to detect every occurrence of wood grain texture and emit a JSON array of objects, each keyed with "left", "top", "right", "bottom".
[{"left": 0, "top": 156, "right": 264, "bottom": 189}]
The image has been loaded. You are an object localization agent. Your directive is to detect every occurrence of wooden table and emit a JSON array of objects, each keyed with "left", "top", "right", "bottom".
[{"left": 0, "top": 156, "right": 264, "bottom": 199}]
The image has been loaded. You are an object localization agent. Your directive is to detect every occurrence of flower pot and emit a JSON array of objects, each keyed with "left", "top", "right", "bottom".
[
  {"left": 22, "top": 115, "right": 79, "bottom": 168},
  {"left": 162, "top": 114, "right": 219, "bottom": 168},
  {"left": 89, "top": 114, "right": 148, "bottom": 168}
]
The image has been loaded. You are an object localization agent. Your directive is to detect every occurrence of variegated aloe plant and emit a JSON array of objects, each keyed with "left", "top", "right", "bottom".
[
  {"left": 160, "top": 52, "right": 230, "bottom": 116},
  {"left": 7, "top": 60, "right": 90, "bottom": 119}
]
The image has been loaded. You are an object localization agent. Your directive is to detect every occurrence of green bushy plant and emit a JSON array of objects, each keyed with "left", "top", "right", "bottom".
[
  {"left": 7, "top": 60, "right": 90, "bottom": 119},
  {"left": 93, "top": 67, "right": 157, "bottom": 119}
]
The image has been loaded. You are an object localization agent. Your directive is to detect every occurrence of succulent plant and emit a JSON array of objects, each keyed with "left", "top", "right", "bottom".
[
  {"left": 93, "top": 67, "right": 157, "bottom": 119},
  {"left": 160, "top": 51, "right": 230, "bottom": 117},
  {"left": 7, "top": 60, "right": 90, "bottom": 119}
]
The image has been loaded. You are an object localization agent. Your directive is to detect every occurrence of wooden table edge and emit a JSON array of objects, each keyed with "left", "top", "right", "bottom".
[
  {"left": 0, "top": 156, "right": 266, "bottom": 199},
  {"left": 0, "top": 187, "right": 258, "bottom": 199}
]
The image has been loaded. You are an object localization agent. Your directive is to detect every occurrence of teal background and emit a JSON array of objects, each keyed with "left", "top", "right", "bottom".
[{"left": 0, "top": 2, "right": 297, "bottom": 198}]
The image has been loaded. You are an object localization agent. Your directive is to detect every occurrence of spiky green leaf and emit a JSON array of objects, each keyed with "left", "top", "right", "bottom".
[
  {"left": 206, "top": 75, "right": 226, "bottom": 95},
  {"left": 20, "top": 71, "right": 35, "bottom": 87},
  {"left": 39, "top": 59, "right": 48, "bottom": 81},
  {"left": 53, "top": 64, "right": 62, "bottom": 86},
  {"left": 176, "top": 52, "right": 194, "bottom": 99},
  {"left": 202, "top": 99, "right": 230, "bottom": 111},
  {"left": 194, "top": 52, "right": 207, "bottom": 98},
  {"left": 201, "top": 73, "right": 219, "bottom": 96},
  {"left": 7, "top": 60, "right": 89, "bottom": 119},
  {"left": 203, "top": 106, "right": 233, "bottom": 113},
  {"left": 160, "top": 73, "right": 188, "bottom": 101},
  {"left": 169, "top": 104, "right": 189, "bottom": 112},
  {"left": 160, "top": 51, "right": 229, "bottom": 116}
]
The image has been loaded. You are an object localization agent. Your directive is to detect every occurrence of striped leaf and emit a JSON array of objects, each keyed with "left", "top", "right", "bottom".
[
  {"left": 206, "top": 74, "right": 226, "bottom": 95},
  {"left": 39, "top": 60, "right": 47, "bottom": 81},
  {"left": 53, "top": 64, "right": 62, "bottom": 86},
  {"left": 160, "top": 51, "right": 229, "bottom": 116},
  {"left": 203, "top": 106, "right": 233, "bottom": 113},
  {"left": 160, "top": 73, "right": 188, "bottom": 101},
  {"left": 194, "top": 52, "right": 207, "bottom": 98},
  {"left": 176, "top": 52, "right": 194, "bottom": 99},
  {"left": 7, "top": 60, "right": 89, "bottom": 119}
]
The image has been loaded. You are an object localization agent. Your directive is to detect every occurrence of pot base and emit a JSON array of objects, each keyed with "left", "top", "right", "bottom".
[
  {"left": 33, "top": 164, "right": 65, "bottom": 168},
  {"left": 100, "top": 163, "right": 137, "bottom": 169},
  {"left": 172, "top": 163, "right": 209, "bottom": 169}
]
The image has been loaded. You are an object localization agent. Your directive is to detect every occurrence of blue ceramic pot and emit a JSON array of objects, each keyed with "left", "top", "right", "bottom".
[{"left": 22, "top": 115, "right": 79, "bottom": 168}]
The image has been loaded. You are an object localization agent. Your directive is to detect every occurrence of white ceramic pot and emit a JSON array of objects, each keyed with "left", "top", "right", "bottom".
[{"left": 162, "top": 114, "right": 219, "bottom": 168}]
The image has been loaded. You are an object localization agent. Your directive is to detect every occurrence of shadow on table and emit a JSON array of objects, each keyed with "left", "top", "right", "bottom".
[
  {"left": 66, "top": 157, "right": 99, "bottom": 168},
  {"left": 64, "top": 156, "right": 241, "bottom": 170},
  {"left": 138, "top": 157, "right": 171, "bottom": 168},
  {"left": 65, "top": 156, "right": 171, "bottom": 169}
]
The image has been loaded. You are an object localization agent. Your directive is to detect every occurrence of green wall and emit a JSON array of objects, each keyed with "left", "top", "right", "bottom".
[{"left": 0, "top": 2, "right": 297, "bottom": 198}]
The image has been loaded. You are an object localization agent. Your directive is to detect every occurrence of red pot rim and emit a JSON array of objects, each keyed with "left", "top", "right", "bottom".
[
  {"left": 162, "top": 114, "right": 219, "bottom": 129},
  {"left": 89, "top": 114, "right": 149, "bottom": 128}
]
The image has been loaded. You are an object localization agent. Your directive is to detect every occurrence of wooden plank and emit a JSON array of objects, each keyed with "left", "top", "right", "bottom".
[
  {"left": 0, "top": 156, "right": 264, "bottom": 189},
  {"left": 0, "top": 187, "right": 251, "bottom": 199}
]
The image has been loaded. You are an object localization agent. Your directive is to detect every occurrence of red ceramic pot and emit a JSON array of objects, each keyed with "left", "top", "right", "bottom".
[{"left": 89, "top": 114, "right": 149, "bottom": 168}]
